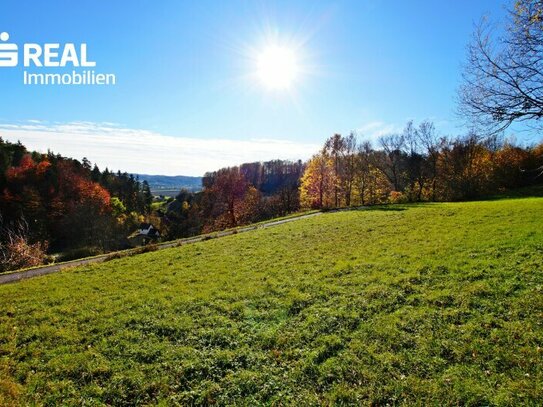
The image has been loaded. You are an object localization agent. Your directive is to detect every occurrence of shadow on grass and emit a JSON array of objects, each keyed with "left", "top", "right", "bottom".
[
  {"left": 320, "top": 187, "right": 543, "bottom": 216},
  {"left": 364, "top": 205, "right": 407, "bottom": 212},
  {"left": 476, "top": 185, "right": 543, "bottom": 201},
  {"left": 358, "top": 202, "right": 436, "bottom": 211}
]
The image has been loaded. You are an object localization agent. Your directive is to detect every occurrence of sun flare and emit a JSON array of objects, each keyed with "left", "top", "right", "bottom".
[{"left": 256, "top": 45, "right": 299, "bottom": 90}]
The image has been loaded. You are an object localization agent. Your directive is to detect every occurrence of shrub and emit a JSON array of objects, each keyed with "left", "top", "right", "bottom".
[
  {"left": 0, "top": 236, "right": 48, "bottom": 272},
  {"left": 389, "top": 190, "right": 407, "bottom": 204}
]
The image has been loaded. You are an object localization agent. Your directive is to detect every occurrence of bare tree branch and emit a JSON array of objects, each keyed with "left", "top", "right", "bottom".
[{"left": 458, "top": 1, "right": 543, "bottom": 135}]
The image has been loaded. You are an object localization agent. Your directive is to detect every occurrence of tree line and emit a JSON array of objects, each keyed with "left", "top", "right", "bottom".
[
  {"left": 159, "top": 160, "right": 304, "bottom": 239},
  {"left": 299, "top": 122, "right": 543, "bottom": 209},
  {"left": 0, "top": 138, "right": 307, "bottom": 271},
  {"left": 3, "top": 0, "right": 543, "bottom": 272},
  {"left": 1, "top": 124, "right": 542, "bottom": 272},
  {"left": 0, "top": 138, "right": 152, "bottom": 271}
]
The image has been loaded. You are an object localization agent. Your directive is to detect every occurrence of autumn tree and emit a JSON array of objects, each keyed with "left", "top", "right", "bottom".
[
  {"left": 323, "top": 134, "right": 345, "bottom": 207},
  {"left": 53, "top": 161, "right": 113, "bottom": 251},
  {"left": 493, "top": 142, "right": 532, "bottom": 188},
  {"left": 299, "top": 153, "right": 336, "bottom": 209},
  {"left": 2, "top": 154, "right": 52, "bottom": 241},
  {"left": 402, "top": 121, "right": 427, "bottom": 201},
  {"left": 275, "top": 184, "right": 300, "bottom": 215},
  {"left": 417, "top": 121, "right": 440, "bottom": 201},
  {"left": 201, "top": 167, "right": 263, "bottom": 230},
  {"left": 437, "top": 134, "right": 495, "bottom": 200},
  {"left": 340, "top": 133, "right": 358, "bottom": 206},
  {"left": 213, "top": 168, "right": 248, "bottom": 227},
  {"left": 0, "top": 139, "right": 166, "bottom": 262},
  {"left": 312, "top": 133, "right": 360, "bottom": 208},
  {"left": 355, "top": 141, "right": 392, "bottom": 205},
  {"left": 355, "top": 141, "right": 372, "bottom": 205},
  {"left": 376, "top": 133, "right": 406, "bottom": 192}
]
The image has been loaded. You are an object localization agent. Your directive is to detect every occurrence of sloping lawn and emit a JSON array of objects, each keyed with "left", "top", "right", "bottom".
[{"left": 1, "top": 197, "right": 542, "bottom": 405}]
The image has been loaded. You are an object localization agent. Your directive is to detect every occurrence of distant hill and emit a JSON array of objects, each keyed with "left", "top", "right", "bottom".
[{"left": 135, "top": 174, "right": 202, "bottom": 195}]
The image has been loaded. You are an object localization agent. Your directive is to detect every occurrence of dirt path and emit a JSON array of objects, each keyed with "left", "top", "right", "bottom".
[{"left": 0, "top": 211, "right": 323, "bottom": 285}]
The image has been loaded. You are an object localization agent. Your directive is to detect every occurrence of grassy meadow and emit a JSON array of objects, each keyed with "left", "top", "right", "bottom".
[{"left": 1, "top": 197, "right": 542, "bottom": 405}]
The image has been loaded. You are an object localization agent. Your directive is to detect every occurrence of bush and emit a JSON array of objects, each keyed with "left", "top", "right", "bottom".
[
  {"left": 0, "top": 236, "right": 48, "bottom": 272},
  {"left": 388, "top": 190, "right": 408, "bottom": 204}
]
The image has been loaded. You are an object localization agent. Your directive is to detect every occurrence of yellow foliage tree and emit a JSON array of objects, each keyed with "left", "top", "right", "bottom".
[{"left": 299, "top": 153, "right": 336, "bottom": 209}]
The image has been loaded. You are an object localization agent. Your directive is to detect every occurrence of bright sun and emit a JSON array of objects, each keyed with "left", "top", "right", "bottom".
[{"left": 256, "top": 45, "right": 299, "bottom": 90}]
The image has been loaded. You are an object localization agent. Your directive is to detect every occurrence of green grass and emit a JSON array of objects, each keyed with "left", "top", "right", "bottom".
[
  {"left": 1, "top": 197, "right": 542, "bottom": 406},
  {"left": 0, "top": 210, "right": 321, "bottom": 276}
]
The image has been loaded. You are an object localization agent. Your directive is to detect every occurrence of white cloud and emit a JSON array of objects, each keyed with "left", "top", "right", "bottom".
[
  {"left": 356, "top": 121, "right": 403, "bottom": 142},
  {"left": 0, "top": 121, "right": 320, "bottom": 176}
]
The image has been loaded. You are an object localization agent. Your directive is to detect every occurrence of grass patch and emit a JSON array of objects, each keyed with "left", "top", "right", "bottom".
[{"left": 0, "top": 197, "right": 542, "bottom": 405}]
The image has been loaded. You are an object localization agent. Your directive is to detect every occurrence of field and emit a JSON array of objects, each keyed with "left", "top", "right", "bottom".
[{"left": 1, "top": 197, "right": 542, "bottom": 405}]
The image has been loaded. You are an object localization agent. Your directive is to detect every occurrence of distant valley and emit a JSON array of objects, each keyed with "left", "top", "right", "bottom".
[{"left": 135, "top": 174, "right": 202, "bottom": 196}]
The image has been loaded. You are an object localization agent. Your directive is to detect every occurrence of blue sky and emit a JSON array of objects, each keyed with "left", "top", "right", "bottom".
[{"left": 0, "top": 0, "right": 518, "bottom": 175}]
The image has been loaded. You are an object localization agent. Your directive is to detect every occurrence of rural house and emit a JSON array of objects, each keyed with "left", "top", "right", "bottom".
[{"left": 128, "top": 223, "right": 161, "bottom": 247}]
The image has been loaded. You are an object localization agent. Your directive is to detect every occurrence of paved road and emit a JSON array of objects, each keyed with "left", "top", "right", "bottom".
[{"left": 0, "top": 211, "right": 323, "bottom": 285}]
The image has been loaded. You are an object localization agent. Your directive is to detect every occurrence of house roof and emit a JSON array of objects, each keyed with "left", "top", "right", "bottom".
[{"left": 129, "top": 223, "right": 160, "bottom": 239}]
